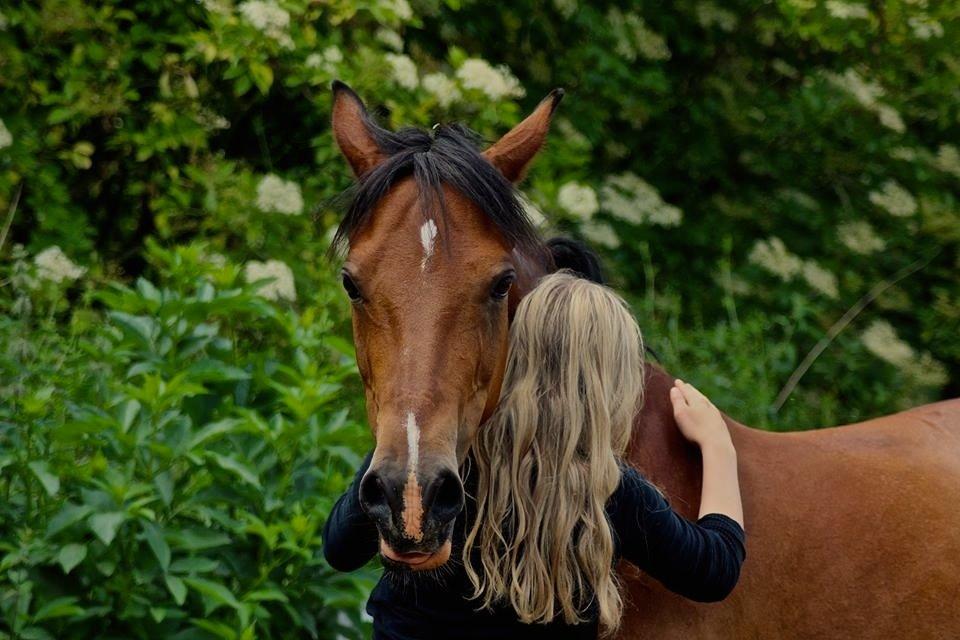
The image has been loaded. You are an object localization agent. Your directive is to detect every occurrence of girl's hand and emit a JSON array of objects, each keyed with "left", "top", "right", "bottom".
[{"left": 669, "top": 379, "right": 732, "bottom": 451}]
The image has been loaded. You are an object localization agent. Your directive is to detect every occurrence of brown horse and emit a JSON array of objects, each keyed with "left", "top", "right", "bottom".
[{"left": 329, "top": 81, "right": 960, "bottom": 637}]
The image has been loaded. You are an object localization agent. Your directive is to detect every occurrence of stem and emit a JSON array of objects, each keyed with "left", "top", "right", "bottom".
[
  {"left": 0, "top": 183, "right": 23, "bottom": 256},
  {"left": 772, "top": 251, "right": 940, "bottom": 412}
]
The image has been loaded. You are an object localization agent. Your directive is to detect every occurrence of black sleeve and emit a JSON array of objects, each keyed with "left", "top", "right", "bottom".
[
  {"left": 608, "top": 465, "right": 746, "bottom": 602},
  {"left": 322, "top": 451, "right": 380, "bottom": 572}
]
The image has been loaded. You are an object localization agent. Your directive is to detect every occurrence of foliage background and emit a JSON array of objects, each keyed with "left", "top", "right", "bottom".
[{"left": 0, "top": 0, "right": 957, "bottom": 637}]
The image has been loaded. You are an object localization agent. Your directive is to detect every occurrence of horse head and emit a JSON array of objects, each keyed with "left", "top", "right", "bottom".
[{"left": 331, "top": 81, "right": 565, "bottom": 570}]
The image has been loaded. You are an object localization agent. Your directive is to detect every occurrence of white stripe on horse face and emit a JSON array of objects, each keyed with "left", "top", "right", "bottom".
[
  {"left": 406, "top": 411, "right": 420, "bottom": 472},
  {"left": 420, "top": 219, "right": 438, "bottom": 271},
  {"left": 402, "top": 411, "right": 424, "bottom": 540}
]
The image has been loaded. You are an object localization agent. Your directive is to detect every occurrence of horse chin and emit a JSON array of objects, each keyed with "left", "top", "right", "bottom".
[{"left": 379, "top": 538, "right": 453, "bottom": 572}]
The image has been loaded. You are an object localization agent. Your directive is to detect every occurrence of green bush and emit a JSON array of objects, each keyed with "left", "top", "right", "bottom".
[
  {"left": 0, "top": 244, "right": 374, "bottom": 639},
  {"left": 0, "top": 0, "right": 958, "bottom": 636}
]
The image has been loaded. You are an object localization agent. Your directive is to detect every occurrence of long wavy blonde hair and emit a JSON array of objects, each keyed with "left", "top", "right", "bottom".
[{"left": 463, "top": 272, "right": 645, "bottom": 634}]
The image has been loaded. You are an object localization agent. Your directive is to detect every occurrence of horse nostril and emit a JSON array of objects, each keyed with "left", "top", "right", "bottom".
[
  {"left": 424, "top": 468, "right": 464, "bottom": 526},
  {"left": 359, "top": 470, "right": 391, "bottom": 520}
]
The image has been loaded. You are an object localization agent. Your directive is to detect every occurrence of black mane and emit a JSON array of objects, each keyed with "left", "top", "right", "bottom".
[{"left": 331, "top": 113, "right": 543, "bottom": 255}]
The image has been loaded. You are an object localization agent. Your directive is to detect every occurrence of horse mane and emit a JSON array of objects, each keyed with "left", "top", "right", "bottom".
[
  {"left": 331, "top": 111, "right": 543, "bottom": 255},
  {"left": 546, "top": 237, "right": 605, "bottom": 284}
]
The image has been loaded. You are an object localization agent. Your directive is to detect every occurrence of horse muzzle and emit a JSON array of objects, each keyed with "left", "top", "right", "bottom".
[{"left": 359, "top": 464, "right": 464, "bottom": 571}]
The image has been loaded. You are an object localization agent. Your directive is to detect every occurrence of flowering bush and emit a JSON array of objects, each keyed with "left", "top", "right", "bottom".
[{"left": 0, "top": 0, "right": 958, "bottom": 635}]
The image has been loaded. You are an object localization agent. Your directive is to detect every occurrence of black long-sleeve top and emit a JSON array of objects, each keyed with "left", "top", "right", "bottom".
[{"left": 323, "top": 454, "right": 745, "bottom": 640}]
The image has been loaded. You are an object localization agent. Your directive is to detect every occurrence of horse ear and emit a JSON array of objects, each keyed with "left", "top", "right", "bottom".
[
  {"left": 331, "top": 81, "right": 387, "bottom": 177},
  {"left": 483, "top": 88, "right": 564, "bottom": 183}
]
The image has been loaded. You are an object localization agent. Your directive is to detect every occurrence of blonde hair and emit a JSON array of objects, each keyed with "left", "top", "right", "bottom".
[{"left": 463, "top": 272, "right": 645, "bottom": 634}]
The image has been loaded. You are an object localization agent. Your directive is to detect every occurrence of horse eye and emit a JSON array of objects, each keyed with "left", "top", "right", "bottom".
[
  {"left": 491, "top": 272, "right": 515, "bottom": 300},
  {"left": 341, "top": 271, "right": 362, "bottom": 302}
]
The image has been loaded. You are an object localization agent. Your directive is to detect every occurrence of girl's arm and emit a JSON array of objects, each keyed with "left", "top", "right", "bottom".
[
  {"left": 610, "top": 380, "right": 745, "bottom": 602},
  {"left": 670, "top": 379, "right": 744, "bottom": 527},
  {"left": 322, "top": 451, "right": 380, "bottom": 571}
]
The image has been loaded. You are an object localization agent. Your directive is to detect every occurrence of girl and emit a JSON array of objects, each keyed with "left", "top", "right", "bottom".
[{"left": 324, "top": 272, "right": 745, "bottom": 639}]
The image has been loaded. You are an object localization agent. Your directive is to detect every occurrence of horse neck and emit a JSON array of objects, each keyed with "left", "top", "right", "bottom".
[{"left": 626, "top": 364, "right": 706, "bottom": 516}]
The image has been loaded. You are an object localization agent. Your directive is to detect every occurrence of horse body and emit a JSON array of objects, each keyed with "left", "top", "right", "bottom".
[{"left": 622, "top": 365, "right": 960, "bottom": 638}]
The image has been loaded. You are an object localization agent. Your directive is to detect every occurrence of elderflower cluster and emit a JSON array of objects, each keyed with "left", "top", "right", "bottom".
[
  {"left": 0, "top": 118, "right": 12, "bottom": 149},
  {"left": 422, "top": 73, "right": 461, "bottom": 107},
  {"left": 244, "top": 260, "right": 296, "bottom": 301},
  {"left": 695, "top": 2, "right": 738, "bottom": 31},
  {"left": 518, "top": 193, "right": 546, "bottom": 227},
  {"left": 553, "top": 0, "right": 577, "bottom": 18},
  {"left": 608, "top": 8, "right": 671, "bottom": 61},
  {"left": 825, "top": 1, "right": 870, "bottom": 19},
  {"left": 861, "top": 320, "right": 948, "bottom": 388},
  {"left": 601, "top": 173, "right": 683, "bottom": 227},
  {"left": 557, "top": 182, "right": 599, "bottom": 220},
  {"left": 0, "top": 11, "right": 8, "bottom": 30},
  {"left": 838, "top": 221, "right": 885, "bottom": 254},
  {"left": 868, "top": 180, "right": 917, "bottom": 217},
  {"left": 748, "top": 237, "right": 803, "bottom": 280},
  {"left": 384, "top": 53, "right": 418, "bottom": 90},
  {"left": 580, "top": 220, "right": 620, "bottom": 249},
  {"left": 934, "top": 144, "right": 960, "bottom": 179},
  {"left": 305, "top": 45, "right": 343, "bottom": 76},
  {"left": 826, "top": 69, "right": 905, "bottom": 133},
  {"left": 801, "top": 261, "right": 839, "bottom": 299},
  {"left": 908, "top": 15, "right": 944, "bottom": 39},
  {"left": 380, "top": 0, "right": 413, "bottom": 21},
  {"left": 376, "top": 28, "right": 404, "bottom": 51},
  {"left": 256, "top": 174, "right": 303, "bottom": 215},
  {"left": 238, "top": 0, "right": 293, "bottom": 48},
  {"left": 456, "top": 59, "right": 525, "bottom": 100},
  {"left": 34, "top": 246, "right": 86, "bottom": 283}
]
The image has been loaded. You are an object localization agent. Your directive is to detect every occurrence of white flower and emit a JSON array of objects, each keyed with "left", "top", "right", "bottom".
[
  {"left": 34, "top": 246, "right": 86, "bottom": 283},
  {"left": 422, "top": 73, "right": 461, "bottom": 107},
  {"left": 244, "top": 260, "right": 296, "bottom": 301},
  {"left": 826, "top": 1, "right": 870, "bottom": 19},
  {"left": 934, "top": 144, "right": 960, "bottom": 179},
  {"left": 860, "top": 320, "right": 947, "bottom": 387},
  {"left": 384, "top": 53, "right": 418, "bottom": 90},
  {"left": 0, "top": 11, "right": 8, "bottom": 30},
  {"left": 908, "top": 16, "right": 943, "bottom": 39},
  {"left": 600, "top": 173, "right": 683, "bottom": 227},
  {"left": 382, "top": 0, "right": 413, "bottom": 21},
  {"left": 238, "top": 1, "right": 293, "bottom": 48},
  {"left": 376, "top": 28, "right": 404, "bottom": 51},
  {"left": 197, "top": 109, "right": 230, "bottom": 130},
  {"left": 0, "top": 118, "right": 11, "bottom": 150},
  {"left": 802, "top": 261, "right": 839, "bottom": 298},
  {"left": 748, "top": 237, "right": 803, "bottom": 281},
  {"left": 580, "top": 220, "right": 620, "bottom": 249},
  {"left": 838, "top": 221, "right": 885, "bottom": 254},
  {"left": 876, "top": 104, "right": 905, "bottom": 133},
  {"left": 869, "top": 180, "right": 917, "bottom": 217},
  {"left": 256, "top": 174, "right": 304, "bottom": 215},
  {"left": 696, "top": 2, "right": 738, "bottom": 31},
  {"left": 608, "top": 8, "right": 671, "bottom": 62},
  {"left": 889, "top": 146, "right": 919, "bottom": 162},
  {"left": 456, "top": 58, "right": 525, "bottom": 100},
  {"left": 557, "top": 182, "right": 599, "bottom": 220},
  {"left": 553, "top": 0, "right": 577, "bottom": 18},
  {"left": 861, "top": 320, "right": 915, "bottom": 368},
  {"left": 306, "top": 45, "right": 343, "bottom": 75}
]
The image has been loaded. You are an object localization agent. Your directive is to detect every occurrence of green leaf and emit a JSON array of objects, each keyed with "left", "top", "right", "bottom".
[
  {"left": 187, "top": 418, "right": 244, "bottom": 450},
  {"left": 28, "top": 462, "right": 60, "bottom": 496},
  {"left": 249, "top": 61, "right": 274, "bottom": 94},
  {"left": 187, "top": 360, "right": 251, "bottom": 383},
  {"left": 32, "top": 597, "right": 83, "bottom": 622},
  {"left": 243, "top": 588, "right": 288, "bottom": 604},
  {"left": 167, "top": 529, "right": 231, "bottom": 552},
  {"left": 206, "top": 452, "right": 260, "bottom": 489},
  {"left": 141, "top": 521, "right": 170, "bottom": 571},
  {"left": 165, "top": 575, "right": 187, "bottom": 606},
  {"left": 191, "top": 618, "right": 237, "bottom": 640},
  {"left": 57, "top": 544, "right": 87, "bottom": 574},
  {"left": 183, "top": 577, "right": 242, "bottom": 612},
  {"left": 47, "top": 503, "right": 93, "bottom": 537},
  {"left": 154, "top": 471, "right": 174, "bottom": 506},
  {"left": 118, "top": 399, "right": 141, "bottom": 433},
  {"left": 88, "top": 512, "right": 126, "bottom": 546},
  {"left": 170, "top": 557, "right": 219, "bottom": 574}
]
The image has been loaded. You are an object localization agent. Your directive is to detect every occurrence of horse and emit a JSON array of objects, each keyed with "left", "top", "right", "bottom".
[{"left": 328, "top": 81, "right": 960, "bottom": 637}]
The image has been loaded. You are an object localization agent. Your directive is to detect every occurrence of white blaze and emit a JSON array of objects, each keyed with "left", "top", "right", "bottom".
[
  {"left": 405, "top": 411, "right": 420, "bottom": 473},
  {"left": 419, "top": 219, "right": 438, "bottom": 271}
]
